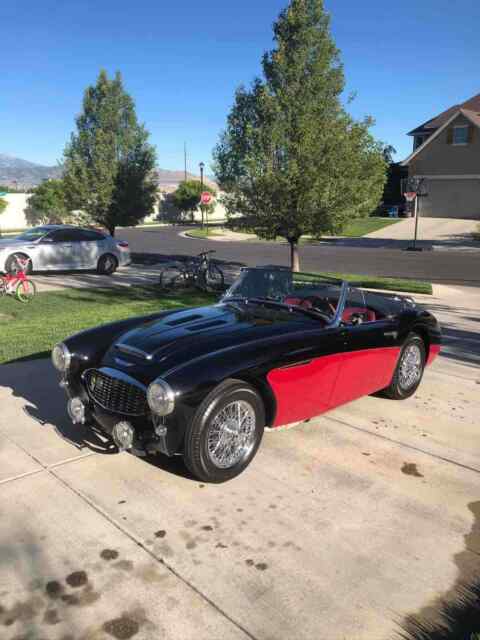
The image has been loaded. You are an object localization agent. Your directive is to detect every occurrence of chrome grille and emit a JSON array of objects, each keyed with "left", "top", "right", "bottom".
[{"left": 84, "top": 368, "right": 148, "bottom": 416}]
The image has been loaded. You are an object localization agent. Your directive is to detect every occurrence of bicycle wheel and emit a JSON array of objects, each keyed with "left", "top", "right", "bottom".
[
  {"left": 205, "top": 263, "right": 225, "bottom": 292},
  {"left": 159, "top": 266, "right": 190, "bottom": 292},
  {"left": 16, "top": 279, "right": 37, "bottom": 303}
]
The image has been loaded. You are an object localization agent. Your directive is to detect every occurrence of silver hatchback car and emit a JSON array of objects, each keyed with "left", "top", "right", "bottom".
[{"left": 0, "top": 225, "right": 131, "bottom": 275}]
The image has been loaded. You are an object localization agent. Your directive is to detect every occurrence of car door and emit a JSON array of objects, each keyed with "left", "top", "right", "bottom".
[
  {"left": 75, "top": 229, "right": 105, "bottom": 268},
  {"left": 267, "top": 324, "right": 346, "bottom": 427},
  {"left": 330, "top": 287, "right": 401, "bottom": 407},
  {"left": 38, "top": 229, "right": 82, "bottom": 270}
]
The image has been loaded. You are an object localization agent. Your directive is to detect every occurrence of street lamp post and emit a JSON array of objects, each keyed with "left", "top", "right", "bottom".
[{"left": 199, "top": 162, "right": 205, "bottom": 229}]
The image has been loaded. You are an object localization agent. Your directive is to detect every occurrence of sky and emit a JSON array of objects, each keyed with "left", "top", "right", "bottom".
[{"left": 1, "top": 0, "right": 479, "bottom": 173}]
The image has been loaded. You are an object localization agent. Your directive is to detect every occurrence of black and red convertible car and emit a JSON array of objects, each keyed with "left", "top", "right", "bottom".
[{"left": 52, "top": 267, "right": 441, "bottom": 483}]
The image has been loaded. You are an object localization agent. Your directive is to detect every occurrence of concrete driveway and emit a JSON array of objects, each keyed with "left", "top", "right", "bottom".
[
  {"left": 1, "top": 290, "right": 479, "bottom": 639},
  {"left": 366, "top": 217, "right": 479, "bottom": 249}
]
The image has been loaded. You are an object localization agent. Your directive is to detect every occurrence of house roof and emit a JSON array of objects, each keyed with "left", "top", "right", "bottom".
[
  {"left": 401, "top": 108, "right": 480, "bottom": 166},
  {"left": 408, "top": 92, "right": 480, "bottom": 136}
]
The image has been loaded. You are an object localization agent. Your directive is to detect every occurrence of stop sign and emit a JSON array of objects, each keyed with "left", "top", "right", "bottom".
[{"left": 200, "top": 191, "right": 213, "bottom": 205}]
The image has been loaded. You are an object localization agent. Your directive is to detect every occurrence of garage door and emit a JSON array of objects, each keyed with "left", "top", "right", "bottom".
[{"left": 420, "top": 179, "right": 480, "bottom": 219}]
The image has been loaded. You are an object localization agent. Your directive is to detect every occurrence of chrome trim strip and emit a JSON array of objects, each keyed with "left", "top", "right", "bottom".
[
  {"left": 330, "top": 281, "right": 349, "bottom": 328},
  {"left": 115, "top": 343, "right": 153, "bottom": 361}
]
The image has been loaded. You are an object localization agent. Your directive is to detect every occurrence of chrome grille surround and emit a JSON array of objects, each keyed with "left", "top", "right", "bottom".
[{"left": 83, "top": 367, "right": 148, "bottom": 416}]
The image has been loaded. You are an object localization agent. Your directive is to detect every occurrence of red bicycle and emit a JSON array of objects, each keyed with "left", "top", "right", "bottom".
[{"left": 0, "top": 256, "right": 36, "bottom": 302}]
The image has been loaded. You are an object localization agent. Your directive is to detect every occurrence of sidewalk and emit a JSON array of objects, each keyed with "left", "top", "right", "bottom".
[{"left": 183, "top": 220, "right": 480, "bottom": 251}]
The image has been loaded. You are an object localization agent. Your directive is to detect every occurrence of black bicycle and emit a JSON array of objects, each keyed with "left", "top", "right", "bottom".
[{"left": 159, "top": 250, "right": 225, "bottom": 293}]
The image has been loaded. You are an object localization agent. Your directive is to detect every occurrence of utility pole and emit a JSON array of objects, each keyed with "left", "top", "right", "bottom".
[
  {"left": 184, "top": 142, "right": 188, "bottom": 182},
  {"left": 199, "top": 162, "right": 205, "bottom": 229}
]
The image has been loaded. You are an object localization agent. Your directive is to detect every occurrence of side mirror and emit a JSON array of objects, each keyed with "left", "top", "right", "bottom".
[{"left": 40, "top": 237, "right": 54, "bottom": 244}]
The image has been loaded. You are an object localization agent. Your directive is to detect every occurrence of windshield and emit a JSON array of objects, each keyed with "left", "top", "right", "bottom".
[
  {"left": 15, "top": 227, "right": 53, "bottom": 242},
  {"left": 222, "top": 268, "right": 345, "bottom": 322}
]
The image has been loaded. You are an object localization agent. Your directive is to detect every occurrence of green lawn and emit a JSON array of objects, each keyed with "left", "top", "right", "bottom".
[
  {"left": 0, "top": 287, "right": 214, "bottom": 365},
  {"left": 185, "top": 228, "right": 223, "bottom": 239},
  {"left": 331, "top": 217, "right": 401, "bottom": 237},
  {"left": 296, "top": 271, "right": 432, "bottom": 295},
  {"left": 0, "top": 267, "right": 431, "bottom": 365}
]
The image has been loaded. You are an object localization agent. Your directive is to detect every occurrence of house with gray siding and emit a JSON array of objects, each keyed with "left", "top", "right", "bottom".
[{"left": 402, "top": 93, "right": 480, "bottom": 219}]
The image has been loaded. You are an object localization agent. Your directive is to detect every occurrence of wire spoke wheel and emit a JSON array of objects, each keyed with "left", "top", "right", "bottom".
[
  {"left": 207, "top": 400, "right": 257, "bottom": 469},
  {"left": 398, "top": 344, "right": 422, "bottom": 390},
  {"left": 16, "top": 279, "right": 36, "bottom": 303}
]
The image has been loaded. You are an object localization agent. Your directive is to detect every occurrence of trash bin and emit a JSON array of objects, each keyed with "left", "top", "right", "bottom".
[{"left": 388, "top": 206, "right": 399, "bottom": 218}]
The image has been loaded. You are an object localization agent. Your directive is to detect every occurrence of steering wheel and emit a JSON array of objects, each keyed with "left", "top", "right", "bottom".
[{"left": 301, "top": 296, "right": 336, "bottom": 316}]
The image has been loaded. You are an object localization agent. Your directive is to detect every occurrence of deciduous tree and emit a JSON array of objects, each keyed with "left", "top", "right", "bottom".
[
  {"left": 214, "top": 0, "right": 386, "bottom": 270},
  {"left": 63, "top": 70, "right": 157, "bottom": 236},
  {"left": 172, "top": 180, "right": 216, "bottom": 223},
  {"left": 25, "top": 179, "right": 68, "bottom": 225}
]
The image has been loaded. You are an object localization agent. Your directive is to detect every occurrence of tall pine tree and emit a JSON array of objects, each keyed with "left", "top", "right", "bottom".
[
  {"left": 63, "top": 70, "right": 157, "bottom": 236},
  {"left": 214, "top": 0, "right": 387, "bottom": 270}
]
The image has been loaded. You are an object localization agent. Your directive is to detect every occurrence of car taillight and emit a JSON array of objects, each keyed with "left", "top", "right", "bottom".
[{"left": 117, "top": 241, "right": 129, "bottom": 248}]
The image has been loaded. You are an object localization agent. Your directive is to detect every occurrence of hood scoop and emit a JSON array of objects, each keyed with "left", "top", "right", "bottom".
[
  {"left": 186, "top": 319, "right": 227, "bottom": 332},
  {"left": 165, "top": 314, "right": 203, "bottom": 327}
]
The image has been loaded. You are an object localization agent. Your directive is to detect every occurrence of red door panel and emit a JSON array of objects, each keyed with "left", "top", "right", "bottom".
[
  {"left": 330, "top": 346, "right": 401, "bottom": 408},
  {"left": 268, "top": 353, "right": 343, "bottom": 427}
]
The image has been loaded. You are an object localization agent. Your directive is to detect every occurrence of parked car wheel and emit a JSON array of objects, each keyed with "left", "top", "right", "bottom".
[
  {"left": 5, "top": 253, "right": 32, "bottom": 275},
  {"left": 183, "top": 381, "right": 265, "bottom": 483},
  {"left": 97, "top": 254, "right": 118, "bottom": 275},
  {"left": 382, "top": 334, "right": 426, "bottom": 400}
]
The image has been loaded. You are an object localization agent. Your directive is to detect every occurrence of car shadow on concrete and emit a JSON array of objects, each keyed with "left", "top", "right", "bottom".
[{"left": 0, "top": 358, "right": 193, "bottom": 480}]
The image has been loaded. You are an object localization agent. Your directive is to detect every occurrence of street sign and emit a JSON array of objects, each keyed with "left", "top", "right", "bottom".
[{"left": 200, "top": 191, "right": 213, "bottom": 206}]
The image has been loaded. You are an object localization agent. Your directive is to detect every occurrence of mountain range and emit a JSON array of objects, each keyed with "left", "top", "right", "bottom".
[
  {"left": 0, "top": 154, "right": 216, "bottom": 190},
  {"left": 0, "top": 154, "right": 62, "bottom": 187}
]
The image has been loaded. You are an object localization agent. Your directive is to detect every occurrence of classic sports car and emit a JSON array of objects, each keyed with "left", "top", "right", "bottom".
[{"left": 52, "top": 267, "right": 441, "bottom": 483}]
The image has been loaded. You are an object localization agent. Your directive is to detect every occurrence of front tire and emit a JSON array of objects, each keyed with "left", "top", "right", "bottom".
[
  {"left": 183, "top": 381, "right": 265, "bottom": 483},
  {"left": 16, "top": 279, "right": 36, "bottom": 302},
  {"left": 97, "top": 254, "right": 118, "bottom": 275},
  {"left": 382, "top": 334, "right": 426, "bottom": 400}
]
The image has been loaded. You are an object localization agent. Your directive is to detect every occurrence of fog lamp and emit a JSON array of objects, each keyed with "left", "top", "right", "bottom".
[
  {"left": 112, "top": 421, "right": 135, "bottom": 452},
  {"left": 67, "top": 397, "right": 86, "bottom": 425}
]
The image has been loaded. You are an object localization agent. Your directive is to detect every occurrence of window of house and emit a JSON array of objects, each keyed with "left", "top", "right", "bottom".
[
  {"left": 452, "top": 125, "right": 469, "bottom": 145},
  {"left": 414, "top": 135, "right": 427, "bottom": 149}
]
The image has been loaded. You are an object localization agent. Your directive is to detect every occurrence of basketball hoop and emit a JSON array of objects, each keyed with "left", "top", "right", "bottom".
[{"left": 404, "top": 192, "right": 417, "bottom": 202}]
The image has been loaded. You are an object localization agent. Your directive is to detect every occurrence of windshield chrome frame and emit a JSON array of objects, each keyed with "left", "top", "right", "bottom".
[
  {"left": 328, "top": 280, "right": 349, "bottom": 328},
  {"left": 222, "top": 268, "right": 349, "bottom": 328}
]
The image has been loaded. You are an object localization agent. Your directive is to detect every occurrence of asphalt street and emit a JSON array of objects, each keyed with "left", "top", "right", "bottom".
[{"left": 117, "top": 225, "right": 480, "bottom": 286}]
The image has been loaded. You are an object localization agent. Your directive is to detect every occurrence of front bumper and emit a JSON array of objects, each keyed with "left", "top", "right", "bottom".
[{"left": 61, "top": 374, "right": 175, "bottom": 456}]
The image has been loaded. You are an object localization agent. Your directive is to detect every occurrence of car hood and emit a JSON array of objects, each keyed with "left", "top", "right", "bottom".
[{"left": 104, "top": 302, "right": 317, "bottom": 372}]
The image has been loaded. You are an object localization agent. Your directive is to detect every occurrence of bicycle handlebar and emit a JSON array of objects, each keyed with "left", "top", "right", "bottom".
[{"left": 198, "top": 250, "right": 216, "bottom": 256}]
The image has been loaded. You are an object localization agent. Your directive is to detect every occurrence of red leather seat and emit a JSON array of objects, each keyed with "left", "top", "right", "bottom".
[
  {"left": 342, "top": 307, "right": 376, "bottom": 323},
  {"left": 283, "top": 296, "right": 313, "bottom": 309}
]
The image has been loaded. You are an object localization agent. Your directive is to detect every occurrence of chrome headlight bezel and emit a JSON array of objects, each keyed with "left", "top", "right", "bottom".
[
  {"left": 147, "top": 378, "right": 175, "bottom": 416},
  {"left": 52, "top": 342, "right": 71, "bottom": 372}
]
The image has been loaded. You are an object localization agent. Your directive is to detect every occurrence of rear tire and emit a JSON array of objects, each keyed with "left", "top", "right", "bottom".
[
  {"left": 198, "top": 263, "right": 224, "bottom": 292},
  {"left": 97, "top": 254, "right": 118, "bottom": 275},
  {"left": 183, "top": 381, "right": 265, "bottom": 483},
  {"left": 6, "top": 253, "right": 32, "bottom": 275},
  {"left": 382, "top": 334, "right": 426, "bottom": 400}
]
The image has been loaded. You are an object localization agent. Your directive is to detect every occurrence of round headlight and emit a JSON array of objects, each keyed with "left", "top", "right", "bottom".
[
  {"left": 147, "top": 378, "right": 175, "bottom": 416},
  {"left": 52, "top": 343, "right": 71, "bottom": 372}
]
